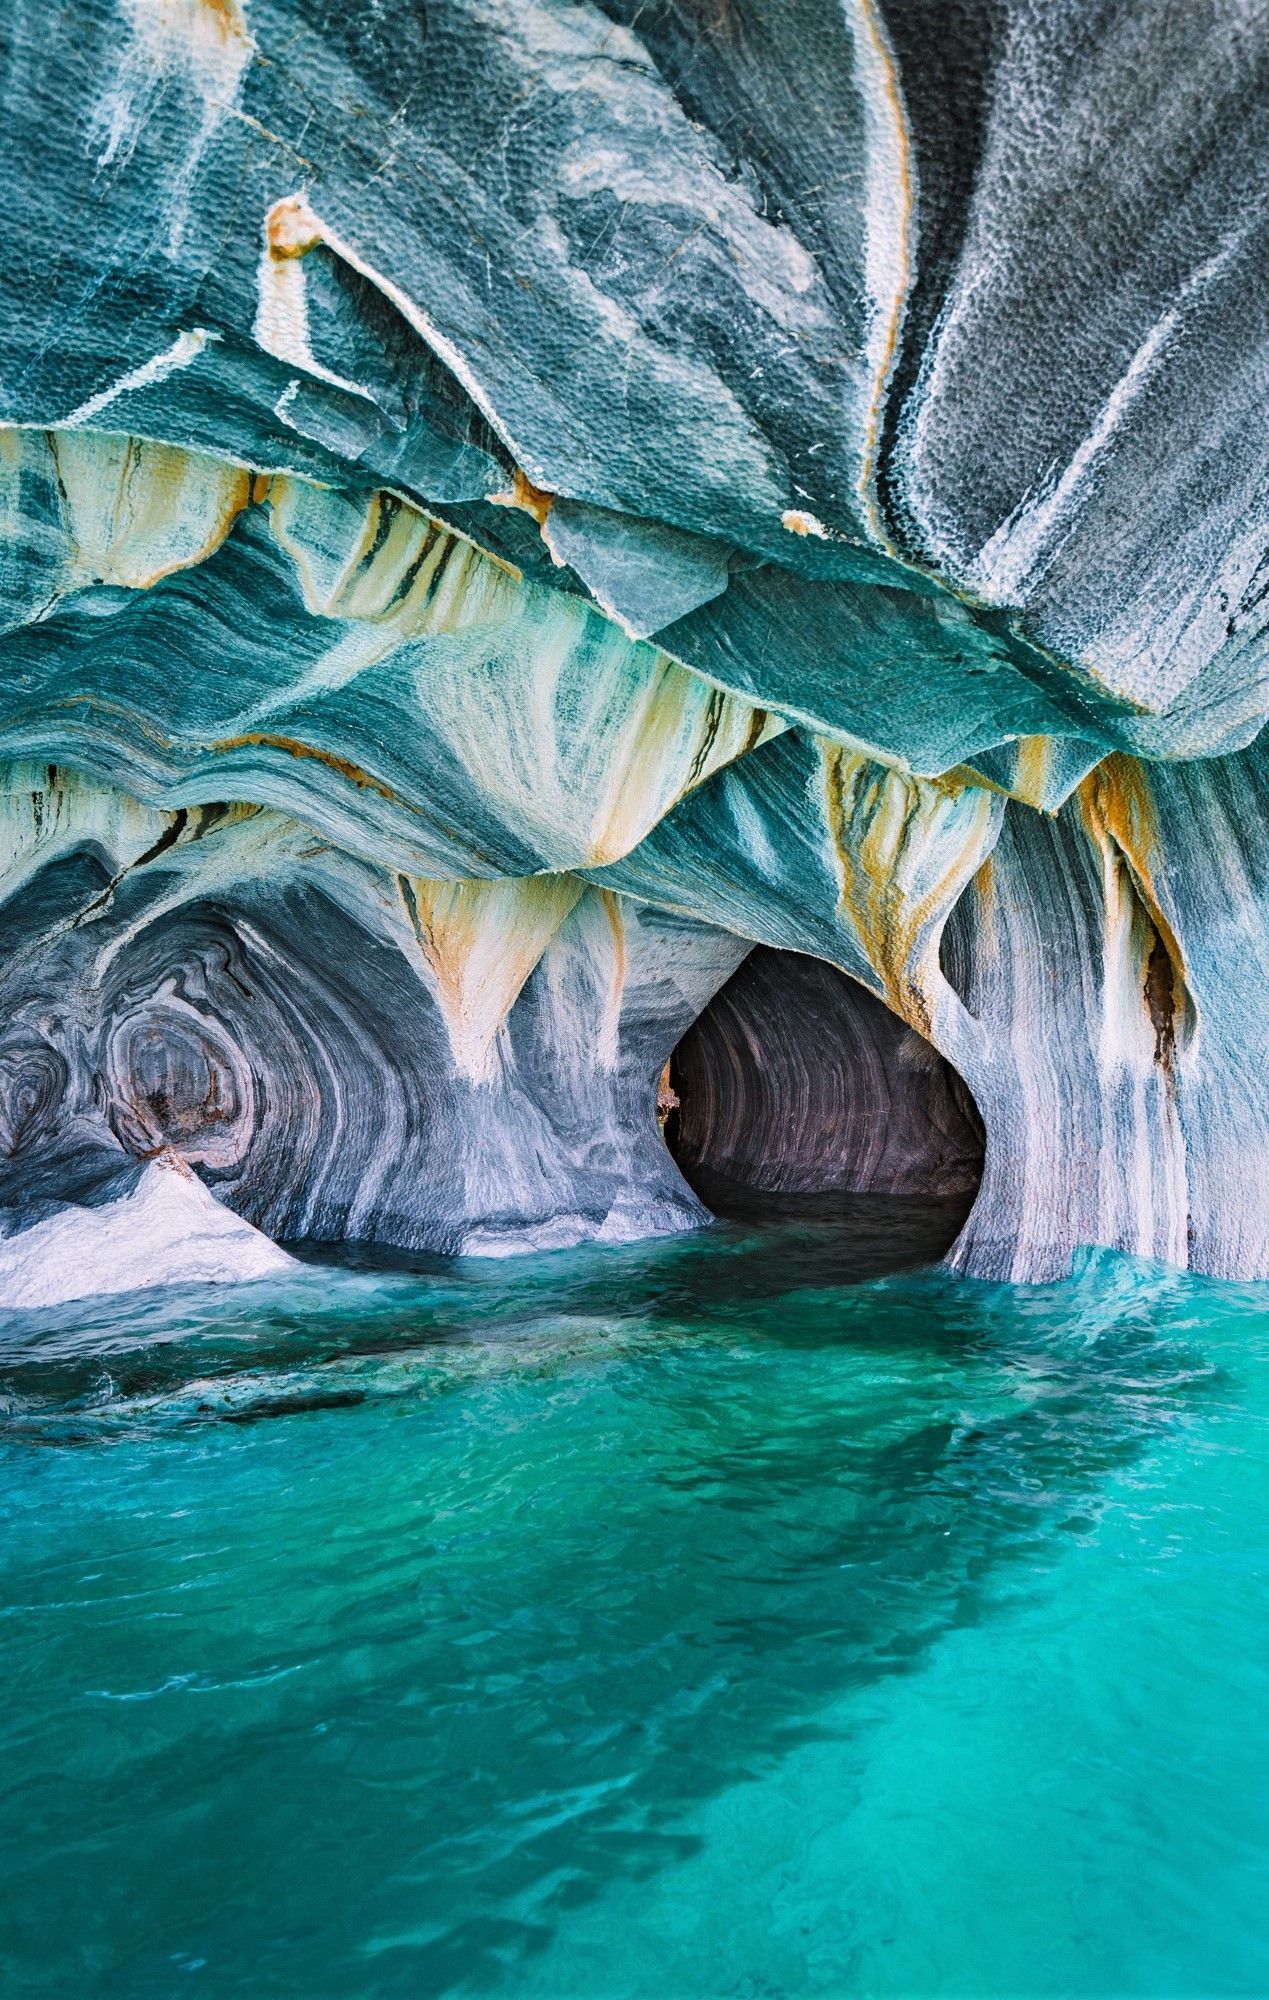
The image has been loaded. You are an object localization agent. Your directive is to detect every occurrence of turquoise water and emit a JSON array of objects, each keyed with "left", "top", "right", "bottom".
[{"left": 3, "top": 1201, "right": 1269, "bottom": 1999}]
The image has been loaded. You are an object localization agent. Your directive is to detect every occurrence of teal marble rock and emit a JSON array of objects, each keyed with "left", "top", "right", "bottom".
[{"left": 0, "top": 0, "right": 1265, "bottom": 1298}]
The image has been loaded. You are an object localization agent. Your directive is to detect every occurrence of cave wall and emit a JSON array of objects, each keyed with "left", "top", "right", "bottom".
[
  {"left": 0, "top": 2, "right": 1265, "bottom": 1298},
  {"left": 670, "top": 946, "right": 984, "bottom": 1200},
  {"left": 0, "top": 765, "right": 749, "bottom": 1273}
]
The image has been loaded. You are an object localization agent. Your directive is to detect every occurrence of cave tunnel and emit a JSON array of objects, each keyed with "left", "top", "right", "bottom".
[{"left": 664, "top": 946, "right": 985, "bottom": 1269}]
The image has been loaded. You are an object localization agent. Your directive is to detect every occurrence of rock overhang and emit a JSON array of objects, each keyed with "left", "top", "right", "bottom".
[{"left": 0, "top": 0, "right": 1266, "bottom": 1299}]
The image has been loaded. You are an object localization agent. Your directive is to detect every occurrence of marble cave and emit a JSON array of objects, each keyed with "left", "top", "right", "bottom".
[{"left": 0, "top": 0, "right": 1266, "bottom": 1305}]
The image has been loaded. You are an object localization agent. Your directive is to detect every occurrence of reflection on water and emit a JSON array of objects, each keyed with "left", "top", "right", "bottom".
[{"left": 1, "top": 1203, "right": 1267, "bottom": 1998}]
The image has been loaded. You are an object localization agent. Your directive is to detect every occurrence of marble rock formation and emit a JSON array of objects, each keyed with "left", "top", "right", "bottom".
[
  {"left": 0, "top": 0, "right": 1265, "bottom": 1298},
  {"left": 670, "top": 947, "right": 984, "bottom": 1204}
]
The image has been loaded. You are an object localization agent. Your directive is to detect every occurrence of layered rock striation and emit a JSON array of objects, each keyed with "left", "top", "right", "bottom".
[{"left": 0, "top": 0, "right": 1265, "bottom": 1297}]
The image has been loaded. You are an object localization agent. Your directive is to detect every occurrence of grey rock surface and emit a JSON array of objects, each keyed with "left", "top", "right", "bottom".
[{"left": 0, "top": 1, "right": 1265, "bottom": 1295}]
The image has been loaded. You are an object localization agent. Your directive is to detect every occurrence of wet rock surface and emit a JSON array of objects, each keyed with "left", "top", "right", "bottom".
[{"left": 0, "top": 1, "right": 1266, "bottom": 1295}]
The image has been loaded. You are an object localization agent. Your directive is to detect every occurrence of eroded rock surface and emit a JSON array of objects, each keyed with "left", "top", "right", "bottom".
[
  {"left": 0, "top": 1, "right": 1265, "bottom": 1296},
  {"left": 669, "top": 947, "right": 984, "bottom": 1200}
]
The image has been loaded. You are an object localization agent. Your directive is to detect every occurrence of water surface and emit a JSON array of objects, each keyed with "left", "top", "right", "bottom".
[{"left": 2, "top": 1200, "right": 1267, "bottom": 1997}]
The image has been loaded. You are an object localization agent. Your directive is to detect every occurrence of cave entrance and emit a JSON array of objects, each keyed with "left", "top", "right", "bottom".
[{"left": 663, "top": 946, "right": 984, "bottom": 1269}]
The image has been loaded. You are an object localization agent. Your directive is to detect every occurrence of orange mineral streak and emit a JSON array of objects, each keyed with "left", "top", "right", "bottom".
[
  {"left": 600, "top": 887, "right": 627, "bottom": 983},
  {"left": 1078, "top": 753, "right": 1193, "bottom": 1037},
  {"left": 972, "top": 853, "right": 995, "bottom": 919},
  {"left": 656, "top": 1059, "right": 680, "bottom": 1130},
  {"left": 490, "top": 469, "right": 555, "bottom": 530},
  {"left": 119, "top": 457, "right": 252, "bottom": 587},
  {"left": 1012, "top": 735, "right": 1053, "bottom": 810},
  {"left": 823, "top": 752, "right": 928, "bottom": 1032},
  {"left": 210, "top": 733, "right": 400, "bottom": 804},
  {"left": 396, "top": 873, "right": 585, "bottom": 1080},
  {"left": 1078, "top": 753, "right": 1158, "bottom": 877},
  {"left": 397, "top": 877, "right": 476, "bottom": 1040},
  {"left": 823, "top": 747, "right": 991, "bottom": 1037},
  {"left": 939, "top": 738, "right": 1062, "bottom": 813},
  {"left": 196, "top": 0, "right": 250, "bottom": 35},
  {"left": 265, "top": 194, "right": 324, "bottom": 260},
  {"left": 780, "top": 509, "right": 826, "bottom": 538},
  {"left": 48, "top": 434, "right": 252, "bottom": 590},
  {"left": 172, "top": 460, "right": 252, "bottom": 580}
]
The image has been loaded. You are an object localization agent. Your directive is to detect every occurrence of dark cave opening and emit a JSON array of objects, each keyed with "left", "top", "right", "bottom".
[{"left": 664, "top": 946, "right": 985, "bottom": 1269}]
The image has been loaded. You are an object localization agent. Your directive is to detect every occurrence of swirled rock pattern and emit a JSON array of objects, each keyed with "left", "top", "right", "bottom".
[
  {"left": 0, "top": 768, "right": 748, "bottom": 1277},
  {"left": 0, "top": 2, "right": 1264, "bottom": 1298},
  {"left": 670, "top": 947, "right": 983, "bottom": 1200}
]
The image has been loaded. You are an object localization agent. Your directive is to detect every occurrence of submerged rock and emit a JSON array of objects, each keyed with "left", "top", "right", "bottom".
[{"left": 0, "top": 1, "right": 1265, "bottom": 1291}]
